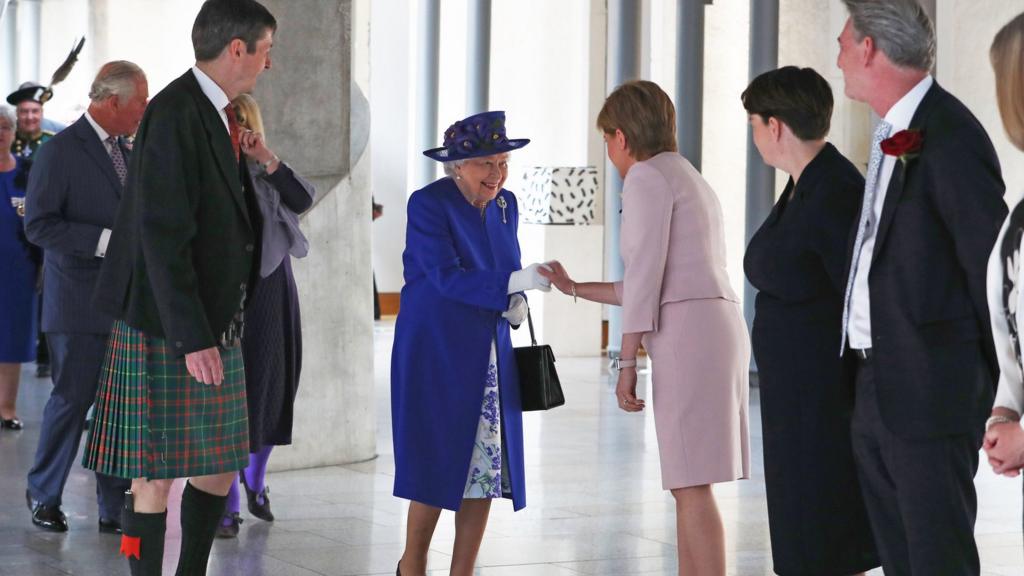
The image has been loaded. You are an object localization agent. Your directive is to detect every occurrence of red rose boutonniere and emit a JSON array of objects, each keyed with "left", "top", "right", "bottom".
[{"left": 880, "top": 129, "right": 924, "bottom": 165}]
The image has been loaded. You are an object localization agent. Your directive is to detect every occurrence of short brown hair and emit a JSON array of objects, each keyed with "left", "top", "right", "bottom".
[
  {"left": 597, "top": 80, "right": 677, "bottom": 161},
  {"left": 741, "top": 66, "right": 833, "bottom": 141},
  {"left": 192, "top": 0, "right": 277, "bottom": 62},
  {"left": 991, "top": 13, "right": 1024, "bottom": 151}
]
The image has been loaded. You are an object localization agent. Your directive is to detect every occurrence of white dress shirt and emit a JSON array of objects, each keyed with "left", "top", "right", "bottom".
[
  {"left": 191, "top": 65, "right": 231, "bottom": 135},
  {"left": 847, "top": 75, "right": 934, "bottom": 349},
  {"left": 987, "top": 217, "right": 1024, "bottom": 416},
  {"left": 84, "top": 111, "right": 114, "bottom": 258}
]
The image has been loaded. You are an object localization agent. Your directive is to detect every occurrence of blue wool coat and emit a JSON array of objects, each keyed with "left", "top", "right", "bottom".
[{"left": 391, "top": 177, "right": 526, "bottom": 512}]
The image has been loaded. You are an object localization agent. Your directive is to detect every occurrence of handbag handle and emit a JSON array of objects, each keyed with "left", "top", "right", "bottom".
[{"left": 526, "top": 310, "right": 538, "bottom": 347}]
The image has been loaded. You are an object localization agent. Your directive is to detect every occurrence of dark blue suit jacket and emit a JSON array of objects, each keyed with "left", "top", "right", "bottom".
[
  {"left": 24, "top": 115, "right": 124, "bottom": 335},
  {"left": 847, "top": 82, "right": 1008, "bottom": 438}
]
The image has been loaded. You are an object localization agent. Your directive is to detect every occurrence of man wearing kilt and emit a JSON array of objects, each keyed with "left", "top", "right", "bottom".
[{"left": 82, "top": 1, "right": 276, "bottom": 574}]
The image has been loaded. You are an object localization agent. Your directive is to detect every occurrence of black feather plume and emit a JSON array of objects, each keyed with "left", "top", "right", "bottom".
[{"left": 49, "top": 37, "right": 86, "bottom": 88}]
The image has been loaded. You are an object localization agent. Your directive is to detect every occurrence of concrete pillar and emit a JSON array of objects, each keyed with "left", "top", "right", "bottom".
[
  {"left": 416, "top": 0, "right": 440, "bottom": 188},
  {"left": 466, "top": 0, "right": 490, "bottom": 115},
  {"left": 1, "top": 0, "right": 16, "bottom": 96},
  {"left": 675, "top": 0, "right": 709, "bottom": 171},
  {"left": 743, "top": 0, "right": 778, "bottom": 339},
  {"left": 254, "top": 0, "right": 376, "bottom": 469},
  {"left": 605, "top": 0, "right": 642, "bottom": 358}
]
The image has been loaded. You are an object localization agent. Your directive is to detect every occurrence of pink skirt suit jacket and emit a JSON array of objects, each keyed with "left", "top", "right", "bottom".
[{"left": 614, "top": 151, "right": 751, "bottom": 489}]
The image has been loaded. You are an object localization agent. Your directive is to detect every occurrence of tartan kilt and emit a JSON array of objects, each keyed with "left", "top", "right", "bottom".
[{"left": 82, "top": 320, "right": 250, "bottom": 479}]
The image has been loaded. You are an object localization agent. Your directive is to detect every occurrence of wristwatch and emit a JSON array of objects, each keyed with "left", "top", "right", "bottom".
[
  {"left": 611, "top": 357, "right": 637, "bottom": 372},
  {"left": 260, "top": 155, "right": 280, "bottom": 172}
]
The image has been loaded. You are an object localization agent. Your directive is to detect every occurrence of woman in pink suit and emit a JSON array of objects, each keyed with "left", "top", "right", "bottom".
[{"left": 543, "top": 80, "right": 750, "bottom": 576}]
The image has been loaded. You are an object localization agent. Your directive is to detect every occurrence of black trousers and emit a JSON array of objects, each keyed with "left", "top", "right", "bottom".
[{"left": 851, "top": 358, "right": 981, "bottom": 576}]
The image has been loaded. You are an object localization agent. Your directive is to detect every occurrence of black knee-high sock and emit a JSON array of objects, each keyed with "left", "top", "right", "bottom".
[
  {"left": 175, "top": 482, "right": 228, "bottom": 576},
  {"left": 120, "top": 493, "right": 167, "bottom": 576}
]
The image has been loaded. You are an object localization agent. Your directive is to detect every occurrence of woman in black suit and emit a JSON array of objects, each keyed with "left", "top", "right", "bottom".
[{"left": 742, "top": 66, "right": 878, "bottom": 576}]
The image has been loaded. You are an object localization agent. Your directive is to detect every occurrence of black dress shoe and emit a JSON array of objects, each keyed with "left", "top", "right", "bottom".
[
  {"left": 214, "top": 512, "right": 242, "bottom": 538},
  {"left": 1, "top": 418, "right": 22, "bottom": 430},
  {"left": 98, "top": 517, "right": 122, "bottom": 534},
  {"left": 239, "top": 473, "right": 274, "bottom": 521},
  {"left": 26, "top": 490, "right": 68, "bottom": 532}
]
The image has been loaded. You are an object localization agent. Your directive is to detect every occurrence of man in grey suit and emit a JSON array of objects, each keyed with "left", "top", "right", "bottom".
[{"left": 23, "top": 61, "right": 148, "bottom": 533}]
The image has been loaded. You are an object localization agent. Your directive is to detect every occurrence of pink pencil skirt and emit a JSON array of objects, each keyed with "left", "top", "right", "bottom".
[{"left": 643, "top": 297, "right": 751, "bottom": 490}]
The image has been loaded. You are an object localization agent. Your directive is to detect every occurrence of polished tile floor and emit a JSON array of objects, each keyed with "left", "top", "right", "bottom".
[{"left": 1, "top": 320, "right": 1022, "bottom": 575}]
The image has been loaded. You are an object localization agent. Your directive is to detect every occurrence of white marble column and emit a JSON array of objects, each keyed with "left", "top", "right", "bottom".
[
  {"left": 15, "top": 0, "right": 41, "bottom": 85},
  {"left": 0, "top": 0, "right": 16, "bottom": 95}
]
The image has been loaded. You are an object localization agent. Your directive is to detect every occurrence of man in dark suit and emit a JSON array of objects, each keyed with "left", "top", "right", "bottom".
[
  {"left": 836, "top": 1, "right": 1007, "bottom": 574},
  {"left": 82, "top": 1, "right": 275, "bottom": 574},
  {"left": 23, "top": 61, "right": 147, "bottom": 534}
]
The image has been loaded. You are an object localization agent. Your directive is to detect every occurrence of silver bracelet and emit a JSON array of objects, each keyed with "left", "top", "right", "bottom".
[
  {"left": 571, "top": 282, "right": 577, "bottom": 303},
  {"left": 611, "top": 357, "right": 637, "bottom": 371},
  {"left": 985, "top": 415, "right": 1018, "bottom": 432}
]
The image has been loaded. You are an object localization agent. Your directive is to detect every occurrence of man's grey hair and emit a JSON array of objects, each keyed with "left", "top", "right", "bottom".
[
  {"left": 442, "top": 159, "right": 466, "bottom": 178},
  {"left": 0, "top": 105, "right": 14, "bottom": 128},
  {"left": 89, "top": 61, "right": 145, "bottom": 104},
  {"left": 843, "top": 0, "right": 935, "bottom": 71}
]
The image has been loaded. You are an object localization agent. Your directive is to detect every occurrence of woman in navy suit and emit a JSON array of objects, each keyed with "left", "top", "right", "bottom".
[
  {"left": 0, "top": 105, "right": 36, "bottom": 430},
  {"left": 743, "top": 67, "right": 877, "bottom": 576},
  {"left": 392, "top": 111, "right": 552, "bottom": 576}
]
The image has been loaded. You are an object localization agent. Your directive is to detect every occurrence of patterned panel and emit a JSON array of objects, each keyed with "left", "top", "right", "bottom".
[{"left": 520, "top": 166, "right": 599, "bottom": 225}]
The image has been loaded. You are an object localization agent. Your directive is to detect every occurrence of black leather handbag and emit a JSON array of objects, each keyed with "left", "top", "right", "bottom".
[{"left": 515, "top": 311, "right": 565, "bottom": 411}]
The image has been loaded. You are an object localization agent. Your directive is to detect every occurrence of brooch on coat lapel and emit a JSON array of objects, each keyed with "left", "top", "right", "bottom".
[
  {"left": 881, "top": 129, "right": 924, "bottom": 165},
  {"left": 496, "top": 196, "right": 508, "bottom": 224}
]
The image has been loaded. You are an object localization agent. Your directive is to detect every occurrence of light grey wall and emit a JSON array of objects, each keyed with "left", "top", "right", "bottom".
[{"left": 937, "top": 0, "right": 1024, "bottom": 207}]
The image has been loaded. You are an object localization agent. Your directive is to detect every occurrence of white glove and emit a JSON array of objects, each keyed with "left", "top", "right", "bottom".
[
  {"left": 501, "top": 293, "right": 528, "bottom": 326},
  {"left": 507, "top": 262, "right": 552, "bottom": 294}
]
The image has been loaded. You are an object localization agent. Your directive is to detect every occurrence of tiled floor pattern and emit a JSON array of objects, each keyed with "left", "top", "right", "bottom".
[{"left": 0, "top": 320, "right": 1020, "bottom": 575}]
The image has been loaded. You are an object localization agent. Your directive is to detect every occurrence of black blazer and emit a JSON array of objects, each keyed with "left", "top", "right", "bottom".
[
  {"left": 24, "top": 115, "right": 126, "bottom": 334},
  {"left": 94, "top": 70, "right": 261, "bottom": 355},
  {"left": 850, "top": 82, "right": 1007, "bottom": 438}
]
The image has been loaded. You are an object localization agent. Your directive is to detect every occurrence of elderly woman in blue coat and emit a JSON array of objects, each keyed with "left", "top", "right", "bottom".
[{"left": 392, "top": 111, "right": 552, "bottom": 576}]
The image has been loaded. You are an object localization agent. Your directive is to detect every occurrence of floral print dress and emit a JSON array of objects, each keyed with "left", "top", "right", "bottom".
[{"left": 463, "top": 340, "right": 510, "bottom": 499}]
